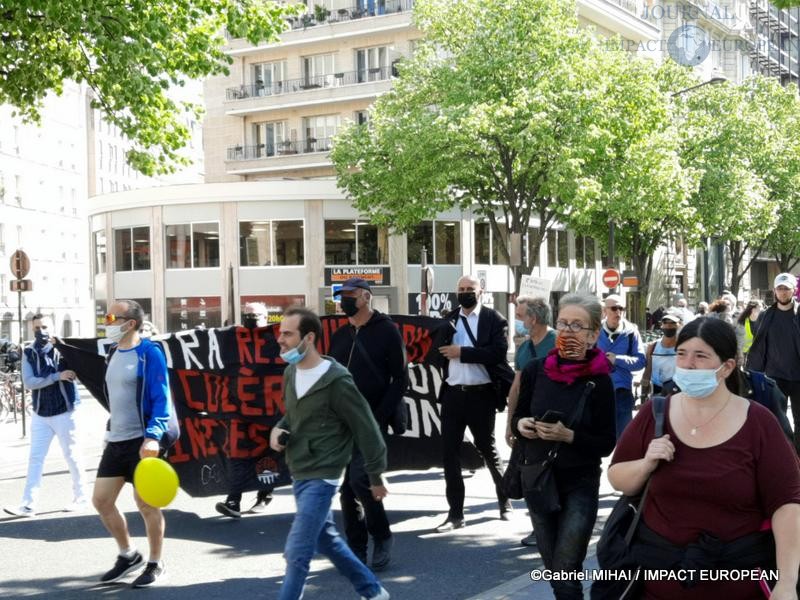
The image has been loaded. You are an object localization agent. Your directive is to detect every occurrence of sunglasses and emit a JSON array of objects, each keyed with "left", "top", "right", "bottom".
[
  {"left": 104, "top": 313, "right": 129, "bottom": 325},
  {"left": 607, "top": 306, "right": 624, "bottom": 312}
]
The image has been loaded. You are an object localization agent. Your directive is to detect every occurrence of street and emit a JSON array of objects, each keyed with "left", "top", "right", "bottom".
[{"left": 0, "top": 388, "right": 614, "bottom": 599}]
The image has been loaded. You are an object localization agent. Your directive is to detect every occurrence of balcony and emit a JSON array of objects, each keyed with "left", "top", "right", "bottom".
[
  {"left": 227, "top": 137, "right": 334, "bottom": 161},
  {"left": 226, "top": 67, "right": 393, "bottom": 101},
  {"left": 577, "top": 0, "right": 659, "bottom": 44},
  {"left": 285, "top": 0, "right": 414, "bottom": 31}
]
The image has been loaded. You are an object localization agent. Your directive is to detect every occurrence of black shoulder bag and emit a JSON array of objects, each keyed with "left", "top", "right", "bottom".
[
  {"left": 459, "top": 315, "right": 514, "bottom": 412},
  {"left": 591, "top": 395, "right": 667, "bottom": 600},
  {"left": 518, "top": 380, "right": 596, "bottom": 514}
]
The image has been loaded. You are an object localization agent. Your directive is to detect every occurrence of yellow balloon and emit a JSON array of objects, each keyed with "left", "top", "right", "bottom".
[{"left": 134, "top": 457, "right": 179, "bottom": 508}]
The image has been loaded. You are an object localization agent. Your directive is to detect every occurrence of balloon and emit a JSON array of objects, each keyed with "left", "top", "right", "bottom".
[{"left": 133, "top": 457, "right": 179, "bottom": 508}]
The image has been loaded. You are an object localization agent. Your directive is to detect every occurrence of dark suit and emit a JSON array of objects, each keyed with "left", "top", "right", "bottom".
[{"left": 440, "top": 305, "right": 513, "bottom": 520}]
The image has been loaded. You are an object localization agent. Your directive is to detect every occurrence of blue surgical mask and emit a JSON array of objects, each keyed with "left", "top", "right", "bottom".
[
  {"left": 515, "top": 319, "right": 529, "bottom": 336},
  {"left": 280, "top": 338, "right": 308, "bottom": 365},
  {"left": 673, "top": 365, "right": 723, "bottom": 398}
]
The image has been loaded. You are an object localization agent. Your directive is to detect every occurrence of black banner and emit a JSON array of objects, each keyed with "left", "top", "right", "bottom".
[{"left": 58, "top": 315, "right": 485, "bottom": 498}]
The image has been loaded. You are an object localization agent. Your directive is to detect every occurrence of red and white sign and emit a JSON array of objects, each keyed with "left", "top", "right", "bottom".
[{"left": 602, "top": 268, "right": 621, "bottom": 289}]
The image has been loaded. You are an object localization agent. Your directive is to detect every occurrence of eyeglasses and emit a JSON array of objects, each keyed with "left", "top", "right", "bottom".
[
  {"left": 607, "top": 306, "right": 624, "bottom": 312},
  {"left": 555, "top": 320, "right": 593, "bottom": 333},
  {"left": 104, "top": 313, "right": 128, "bottom": 325}
]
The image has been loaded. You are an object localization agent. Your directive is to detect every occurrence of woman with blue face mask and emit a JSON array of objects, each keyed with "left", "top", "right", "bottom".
[{"left": 606, "top": 318, "right": 800, "bottom": 600}]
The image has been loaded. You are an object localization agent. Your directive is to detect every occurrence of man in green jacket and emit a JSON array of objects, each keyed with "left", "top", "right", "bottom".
[{"left": 270, "top": 307, "right": 390, "bottom": 600}]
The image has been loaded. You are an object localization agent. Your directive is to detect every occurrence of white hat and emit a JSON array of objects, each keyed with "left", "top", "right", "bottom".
[{"left": 774, "top": 273, "right": 797, "bottom": 290}]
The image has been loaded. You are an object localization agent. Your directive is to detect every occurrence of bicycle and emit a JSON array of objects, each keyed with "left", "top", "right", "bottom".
[{"left": 0, "top": 371, "right": 31, "bottom": 424}]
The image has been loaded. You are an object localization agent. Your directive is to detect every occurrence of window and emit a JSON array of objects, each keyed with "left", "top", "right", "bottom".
[
  {"left": 114, "top": 226, "right": 151, "bottom": 271},
  {"left": 302, "top": 114, "right": 339, "bottom": 151},
  {"left": 0, "top": 223, "right": 4, "bottom": 254},
  {"left": 547, "top": 229, "right": 568, "bottom": 268},
  {"left": 165, "top": 222, "right": 220, "bottom": 269},
  {"left": 252, "top": 121, "right": 286, "bottom": 157},
  {"left": 526, "top": 228, "right": 541, "bottom": 268},
  {"left": 354, "top": 110, "right": 369, "bottom": 125},
  {"left": 575, "top": 235, "right": 596, "bottom": 269},
  {"left": 94, "top": 231, "right": 107, "bottom": 275},
  {"left": 166, "top": 297, "right": 220, "bottom": 332},
  {"left": 14, "top": 174, "right": 22, "bottom": 205},
  {"left": 252, "top": 60, "right": 287, "bottom": 95},
  {"left": 474, "top": 220, "right": 508, "bottom": 265},
  {"left": 239, "top": 220, "right": 304, "bottom": 266},
  {"left": 355, "top": 46, "right": 389, "bottom": 82},
  {"left": 302, "top": 53, "right": 336, "bottom": 88},
  {"left": 407, "top": 220, "right": 460, "bottom": 264},
  {"left": 325, "top": 220, "right": 388, "bottom": 265}
]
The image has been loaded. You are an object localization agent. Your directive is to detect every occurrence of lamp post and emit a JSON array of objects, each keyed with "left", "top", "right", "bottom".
[{"left": 671, "top": 75, "right": 727, "bottom": 302}]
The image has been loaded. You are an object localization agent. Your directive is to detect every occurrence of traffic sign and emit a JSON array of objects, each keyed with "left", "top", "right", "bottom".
[
  {"left": 10, "top": 249, "right": 30, "bottom": 279},
  {"left": 622, "top": 270, "right": 639, "bottom": 287},
  {"left": 602, "top": 268, "right": 621, "bottom": 289},
  {"left": 10, "top": 279, "right": 32, "bottom": 292}
]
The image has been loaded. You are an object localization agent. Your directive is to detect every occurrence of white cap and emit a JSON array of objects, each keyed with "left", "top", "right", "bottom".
[{"left": 774, "top": 273, "right": 797, "bottom": 290}]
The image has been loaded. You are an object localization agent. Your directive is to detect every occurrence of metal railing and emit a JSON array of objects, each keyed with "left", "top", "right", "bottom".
[
  {"left": 226, "top": 137, "right": 335, "bottom": 161},
  {"left": 226, "top": 67, "right": 393, "bottom": 101},
  {"left": 286, "top": 0, "right": 414, "bottom": 31}
]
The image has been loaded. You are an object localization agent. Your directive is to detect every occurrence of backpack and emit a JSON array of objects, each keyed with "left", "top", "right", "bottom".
[{"left": 743, "top": 370, "right": 794, "bottom": 442}]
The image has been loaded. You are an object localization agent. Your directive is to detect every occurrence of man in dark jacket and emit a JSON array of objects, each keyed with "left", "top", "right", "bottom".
[
  {"left": 435, "top": 274, "right": 514, "bottom": 532},
  {"left": 746, "top": 272, "right": 800, "bottom": 454},
  {"left": 329, "top": 278, "right": 406, "bottom": 571}
]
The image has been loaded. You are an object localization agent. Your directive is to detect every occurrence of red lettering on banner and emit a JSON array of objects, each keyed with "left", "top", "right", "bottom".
[
  {"left": 263, "top": 374, "right": 285, "bottom": 416},
  {"left": 185, "top": 418, "right": 209, "bottom": 458},
  {"left": 248, "top": 423, "right": 270, "bottom": 457},
  {"left": 203, "top": 372, "right": 234, "bottom": 414},
  {"left": 402, "top": 325, "right": 432, "bottom": 363},
  {"left": 238, "top": 372, "right": 263, "bottom": 417},
  {"left": 253, "top": 330, "right": 274, "bottom": 364},
  {"left": 169, "top": 436, "right": 191, "bottom": 463},
  {"left": 200, "top": 419, "right": 219, "bottom": 455},
  {"left": 229, "top": 420, "right": 249, "bottom": 458},
  {"left": 235, "top": 327, "right": 254, "bottom": 365},
  {"left": 178, "top": 370, "right": 204, "bottom": 411}
]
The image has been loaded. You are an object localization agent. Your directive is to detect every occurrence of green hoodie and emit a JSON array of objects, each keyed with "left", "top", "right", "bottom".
[{"left": 276, "top": 358, "right": 387, "bottom": 485}]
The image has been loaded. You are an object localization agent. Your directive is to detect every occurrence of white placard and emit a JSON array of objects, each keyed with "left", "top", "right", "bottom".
[{"left": 518, "top": 275, "right": 552, "bottom": 300}]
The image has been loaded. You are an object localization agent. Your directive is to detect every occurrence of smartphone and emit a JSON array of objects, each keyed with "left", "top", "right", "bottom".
[
  {"left": 539, "top": 410, "right": 565, "bottom": 424},
  {"left": 277, "top": 430, "right": 291, "bottom": 446}
]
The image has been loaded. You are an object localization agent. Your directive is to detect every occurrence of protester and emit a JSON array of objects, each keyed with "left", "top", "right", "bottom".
[
  {"left": 597, "top": 294, "right": 646, "bottom": 438},
  {"left": 747, "top": 273, "right": 800, "bottom": 454},
  {"left": 215, "top": 302, "right": 273, "bottom": 519},
  {"left": 93, "top": 300, "right": 180, "bottom": 588},
  {"left": 707, "top": 297, "right": 734, "bottom": 325},
  {"left": 270, "top": 307, "right": 390, "bottom": 600},
  {"left": 3, "top": 314, "right": 87, "bottom": 517},
  {"left": 696, "top": 301, "right": 709, "bottom": 317},
  {"left": 735, "top": 300, "right": 762, "bottom": 362},
  {"left": 672, "top": 298, "right": 695, "bottom": 324},
  {"left": 435, "top": 274, "right": 514, "bottom": 532},
  {"left": 329, "top": 278, "right": 406, "bottom": 570},
  {"left": 512, "top": 293, "right": 616, "bottom": 600},
  {"left": 639, "top": 309, "right": 682, "bottom": 401},
  {"left": 610, "top": 317, "right": 800, "bottom": 599}
]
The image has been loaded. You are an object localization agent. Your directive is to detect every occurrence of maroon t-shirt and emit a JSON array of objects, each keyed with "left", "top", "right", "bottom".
[{"left": 612, "top": 399, "right": 800, "bottom": 600}]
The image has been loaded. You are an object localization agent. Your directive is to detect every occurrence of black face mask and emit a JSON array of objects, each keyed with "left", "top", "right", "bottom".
[
  {"left": 458, "top": 292, "right": 478, "bottom": 309},
  {"left": 242, "top": 315, "right": 260, "bottom": 330},
  {"left": 340, "top": 296, "right": 360, "bottom": 317},
  {"left": 34, "top": 330, "right": 50, "bottom": 345},
  {"left": 661, "top": 328, "right": 677, "bottom": 338}
]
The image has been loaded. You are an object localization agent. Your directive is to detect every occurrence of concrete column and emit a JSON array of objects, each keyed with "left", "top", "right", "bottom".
[
  {"left": 150, "top": 206, "right": 166, "bottom": 331},
  {"left": 389, "top": 231, "right": 408, "bottom": 313},
  {"left": 305, "top": 199, "right": 325, "bottom": 312}
]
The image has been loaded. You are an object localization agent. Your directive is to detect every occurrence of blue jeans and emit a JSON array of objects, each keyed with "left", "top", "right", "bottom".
[
  {"left": 279, "top": 479, "right": 383, "bottom": 600},
  {"left": 614, "top": 388, "right": 634, "bottom": 439},
  {"left": 529, "top": 478, "right": 599, "bottom": 600}
]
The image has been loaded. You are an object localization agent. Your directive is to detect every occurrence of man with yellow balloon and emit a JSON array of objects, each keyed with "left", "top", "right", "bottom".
[{"left": 92, "top": 299, "right": 180, "bottom": 588}]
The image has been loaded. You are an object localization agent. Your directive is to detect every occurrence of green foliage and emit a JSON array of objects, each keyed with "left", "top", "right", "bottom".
[{"left": 0, "top": 0, "right": 299, "bottom": 175}]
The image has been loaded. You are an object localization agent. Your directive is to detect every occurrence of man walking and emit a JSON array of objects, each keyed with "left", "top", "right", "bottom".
[
  {"left": 93, "top": 300, "right": 179, "bottom": 588},
  {"left": 270, "top": 307, "right": 390, "bottom": 600},
  {"left": 4, "top": 314, "right": 87, "bottom": 517},
  {"left": 329, "top": 278, "right": 406, "bottom": 571},
  {"left": 597, "top": 294, "right": 646, "bottom": 438},
  {"left": 435, "top": 274, "right": 513, "bottom": 532},
  {"left": 747, "top": 272, "right": 800, "bottom": 454}
]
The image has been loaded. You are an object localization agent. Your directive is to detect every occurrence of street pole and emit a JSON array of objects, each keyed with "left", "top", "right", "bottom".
[
  {"left": 420, "top": 245, "right": 428, "bottom": 316},
  {"left": 608, "top": 221, "right": 617, "bottom": 294},
  {"left": 17, "top": 288, "right": 26, "bottom": 437}
]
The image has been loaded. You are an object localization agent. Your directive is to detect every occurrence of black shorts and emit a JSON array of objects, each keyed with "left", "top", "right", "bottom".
[{"left": 97, "top": 437, "right": 145, "bottom": 483}]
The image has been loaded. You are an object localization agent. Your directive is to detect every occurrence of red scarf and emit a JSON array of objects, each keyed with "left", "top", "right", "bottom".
[{"left": 543, "top": 347, "right": 610, "bottom": 385}]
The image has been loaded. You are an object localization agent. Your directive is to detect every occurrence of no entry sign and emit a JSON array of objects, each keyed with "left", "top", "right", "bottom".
[{"left": 602, "top": 268, "right": 621, "bottom": 289}]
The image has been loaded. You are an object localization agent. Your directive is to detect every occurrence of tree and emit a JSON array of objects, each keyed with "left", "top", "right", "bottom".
[
  {"left": 0, "top": 0, "right": 298, "bottom": 175},
  {"left": 332, "top": 0, "right": 656, "bottom": 290}
]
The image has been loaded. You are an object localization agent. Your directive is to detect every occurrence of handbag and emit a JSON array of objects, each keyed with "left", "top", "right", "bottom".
[
  {"left": 502, "top": 443, "right": 524, "bottom": 499},
  {"left": 590, "top": 395, "right": 667, "bottom": 600},
  {"left": 519, "top": 381, "right": 596, "bottom": 514}
]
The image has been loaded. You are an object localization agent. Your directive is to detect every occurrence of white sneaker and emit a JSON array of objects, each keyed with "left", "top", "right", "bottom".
[
  {"left": 63, "top": 499, "right": 90, "bottom": 513},
  {"left": 361, "top": 586, "right": 390, "bottom": 600},
  {"left": 4, "top": 505, "right": 35, "bottom": 517}
]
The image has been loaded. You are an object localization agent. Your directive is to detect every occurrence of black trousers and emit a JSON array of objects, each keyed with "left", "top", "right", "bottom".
[
  {"left": 441, "top": 383, "right": 506, "bottom": 520},
  {"left": 225, "top": 457, "right": 270, "bottom": 503},
  {"left": 772, "top": 377, "right": 800, "bottom": 455},
  {"left": 340, "top": 447, "right": 392, "bottom": 554}
]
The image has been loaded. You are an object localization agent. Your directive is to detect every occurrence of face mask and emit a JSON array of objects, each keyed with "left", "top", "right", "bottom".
[
  {"left": 556, "top": 335, "right": 586, "bottom": 359},
  {"left": 673, "top": 365, "right": 723, "bottom": 398},
  {"left": 515, "top": 319, "right": 529, "bottom": 336},
  {"left": 280, "top": 338, "right": 308, "bottom": 365},
  {"left": 243, "top": 314, "right": 261, "bottom": 330},
  {"left": 458, "top": 292, "right": 478, "bottom": 309},
  {"left": 105, "top": 322, "right": 128, "bottom": 343},
  {"left": 661, "top": 328, "right": 677, "bottom": 338},
  {"left": 34, "top": 330, "right": 50, "bottom": 345},
  {"left": 340, "top": 296, "right": 360, "bottom": 317}
]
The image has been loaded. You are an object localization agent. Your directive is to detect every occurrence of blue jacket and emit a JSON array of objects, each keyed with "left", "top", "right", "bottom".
[
  {"left": 105, "top": 338, "right": 180, "bottom": 448},
  {"left": 22, "top": 344, "right": 79, "bottom": 416},
  {"left": 597, "top": 319, "right": 646, "bottom": 390}
]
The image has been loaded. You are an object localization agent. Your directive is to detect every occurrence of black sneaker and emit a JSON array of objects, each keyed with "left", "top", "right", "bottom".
[
  {"left": 215, "top": 499, "right": 241, "bottom": 519},
  {"left": 100, "top": 551, "right": 144, "bottom": 583},
  {"left": 131, "top": 561, "right": 165, "bottom": 588},
  {"left": 248, "top": 492, "right": 273, "bottom": 514}
]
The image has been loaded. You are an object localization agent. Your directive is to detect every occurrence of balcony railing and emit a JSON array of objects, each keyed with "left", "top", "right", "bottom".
[
  {"left": 227, "top": 137, "right": 335, "bottom": 161},
  {"left": 286, "top": 0, "right": 414, "bottom": 30},
  {"left": 226, "top": 67, "right": 393, "bottom": 101}
]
